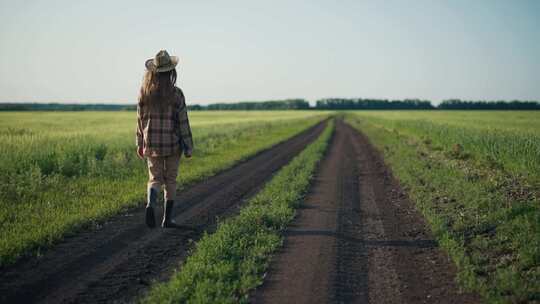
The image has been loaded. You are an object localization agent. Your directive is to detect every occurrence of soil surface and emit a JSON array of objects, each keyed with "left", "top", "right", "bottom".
[
  {"left": 0, "top": 121, "right": 326, "bottom": 304},
  {"left": 251, "top": 120, "right": 481, "bottom": 304}
]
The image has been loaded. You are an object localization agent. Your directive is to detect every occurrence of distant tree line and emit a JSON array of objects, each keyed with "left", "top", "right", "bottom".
[
  {"left": 438, "top": 99, "right": 540, "bottom": 110},
  {"left": 1, "top": 98, "right": 539, "bottom": 111},
  {"left": 315, "top": 98, "right": 540, "bottom": 110},
  {"left": 0, "top": 103, "right": 135, "bottom": 111},
  {"left": 192, "top": 98, "right": 540, "bottom": 110},
  {"left": 315, "top": 98, "right": 434, "bottom": 110},
  {"left": 188, "top": 99, "right": 310, "bottom": 111}
]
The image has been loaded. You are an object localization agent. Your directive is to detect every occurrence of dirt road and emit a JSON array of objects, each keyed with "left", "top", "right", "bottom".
[
  {"left": 251, "top": 120, "right": 480, "bottom": 304},
  {"left": 0, "top": 121, "right": 326, "bottom": 304}
]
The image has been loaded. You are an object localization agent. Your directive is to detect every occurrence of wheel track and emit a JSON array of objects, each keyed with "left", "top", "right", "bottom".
[
  {"left": 0, "top": 120, "right": 327, "bottom": 304},
  {"left": 332, "top": 125, "right": 367, "bottom": 303}
]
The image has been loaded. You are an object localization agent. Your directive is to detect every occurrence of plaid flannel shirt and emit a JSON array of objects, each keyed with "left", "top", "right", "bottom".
[{"left": 136, "top": 88, "right": 193, "bottom": 157}]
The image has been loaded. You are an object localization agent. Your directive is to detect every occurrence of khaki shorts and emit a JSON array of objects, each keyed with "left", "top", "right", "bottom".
[{"left": 146, "top": 154, "right": 181, "bottom": 204}]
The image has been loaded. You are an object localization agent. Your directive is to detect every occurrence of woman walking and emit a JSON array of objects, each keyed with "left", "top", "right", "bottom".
[{"left": 136, "top": 50, "right": 193, "bottom": 228}]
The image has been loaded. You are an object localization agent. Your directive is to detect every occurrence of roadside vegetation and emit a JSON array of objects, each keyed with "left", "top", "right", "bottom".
[
  {"left": 141, "top": 120, "right": 334, "bottom": 304},
  {"left": 0, "top": 111, "right": 328, "bottom": 267},
  {"left": 346, "top": 111, "right": 540, "bottom": 303}
]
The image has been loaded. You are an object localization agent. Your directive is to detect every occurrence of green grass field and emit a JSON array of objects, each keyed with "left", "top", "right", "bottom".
[
  {"left": 346, "top": 111, "right": 540, "bottom": 303},
  {"left": 1, "top": 109, "right": 538, "bottom": 303},
  {"left": 0, "top": 111, "right": 329, "bottom": 266},
  {"left": 349, "top": 111, "right": 540, "bottom": 180}
]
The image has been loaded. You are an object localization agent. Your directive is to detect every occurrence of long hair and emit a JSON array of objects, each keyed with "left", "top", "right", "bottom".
[{"left": 139, "top": 69, "right": 177, "bottom": 111}]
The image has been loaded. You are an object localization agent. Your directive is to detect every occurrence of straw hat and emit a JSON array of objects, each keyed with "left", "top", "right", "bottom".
[{"left": 145, "top": 50, "right": 179, "bottom": 72}]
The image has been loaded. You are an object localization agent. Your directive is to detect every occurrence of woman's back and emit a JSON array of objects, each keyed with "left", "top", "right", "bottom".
[{"left": 136, "top": 49, "right": 193, "bottom": 229}]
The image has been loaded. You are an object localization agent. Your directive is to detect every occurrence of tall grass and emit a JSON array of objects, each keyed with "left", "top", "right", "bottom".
[
  {"left": 351, "top": 111, "right": 540, "bottom": 181},
  {"left": 350, "top": 110, "right": 540, "bottom": 133}
]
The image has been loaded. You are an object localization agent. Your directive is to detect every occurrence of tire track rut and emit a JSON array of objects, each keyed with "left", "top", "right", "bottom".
[{"left": 0, "top": 120, "right": 326, "bottom": 304}]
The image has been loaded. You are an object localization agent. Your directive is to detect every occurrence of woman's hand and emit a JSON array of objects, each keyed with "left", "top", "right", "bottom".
[
  {"left": 137, "top": 147, "right": 144, "bottom": 159},
  {"left": 185, "top": 149, "right": 192, "bottom": 158}
]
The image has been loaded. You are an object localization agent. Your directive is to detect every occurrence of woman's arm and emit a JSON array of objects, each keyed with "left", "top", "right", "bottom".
[
  {"left": 136, "top": 103, "right": 144, "bottom": 159},
  {"left": 177, "top": 89, "right": 193, "bottom": 157}
]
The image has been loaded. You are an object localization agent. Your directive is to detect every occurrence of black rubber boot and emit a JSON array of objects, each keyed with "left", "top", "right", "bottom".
[
  {"left": 162, "top": 200, "right": 176, "bottom": 228},
  {"left": 145, "top": 188, "right": 157, "bottom": 228},
  {"left": 145, "top": 206, "right": 156, "bottom": 228},
  {"left": 162, "top": 201, "right": 198, "bottom": 230}
]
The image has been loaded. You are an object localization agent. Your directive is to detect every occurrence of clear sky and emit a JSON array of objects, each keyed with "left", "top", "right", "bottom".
[{"left": 0, "top": 0, "right": 539, "bottom": 105}]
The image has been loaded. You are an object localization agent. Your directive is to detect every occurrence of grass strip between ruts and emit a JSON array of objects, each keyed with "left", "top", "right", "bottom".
[{"left": 141, "top": 119, "right": 335, "bottom": 304}]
